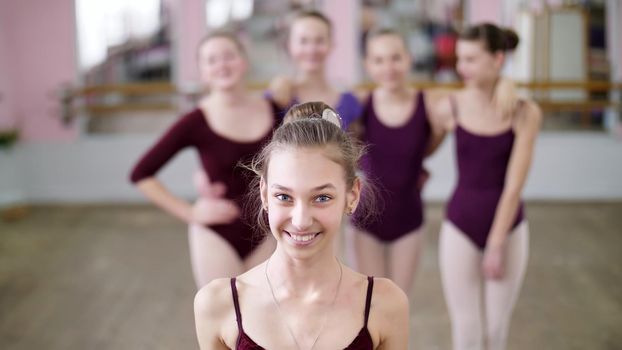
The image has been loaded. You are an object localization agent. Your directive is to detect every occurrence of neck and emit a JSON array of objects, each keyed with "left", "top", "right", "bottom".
[
  {"left": 208, "top": 84, "right": 248, "bottom": 105},
  {"left": 295, "top": 70, "right": 329, "bottom": 90},
  {"left": 267, "top": 247, "right": 340, "bottom": 297},
  {"left": 376, "top": 83, "right": 412, "bottom": 100},
  {"left": 467, "top": 78, "right": 497, "bottom": 103}
]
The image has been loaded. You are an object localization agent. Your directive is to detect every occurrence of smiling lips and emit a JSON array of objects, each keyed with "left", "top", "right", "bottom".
[{"left": 285, "top": 231, "right": 321, "bottom": 245}]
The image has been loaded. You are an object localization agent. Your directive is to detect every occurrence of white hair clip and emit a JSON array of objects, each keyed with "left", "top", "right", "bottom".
[{"left": 322, "top": 108, "right": 342, "bottom": 128}]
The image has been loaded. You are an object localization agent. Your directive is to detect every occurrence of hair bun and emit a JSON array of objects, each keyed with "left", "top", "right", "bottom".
[
  {"left": 503, "top": 28, "right": 519, "bottom": 51},
  {"left": 283, "top": 101, "right": 340, "bottom": 128}
]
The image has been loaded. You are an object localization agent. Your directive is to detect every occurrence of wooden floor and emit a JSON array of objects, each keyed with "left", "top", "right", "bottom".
[{"left": 1, "top": 202, "right": 621, "bottom": 350}]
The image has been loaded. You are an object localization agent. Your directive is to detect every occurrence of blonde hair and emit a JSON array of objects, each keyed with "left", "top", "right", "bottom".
[{"left": 197, "top": 30, "right": 247, "bottom": 59}]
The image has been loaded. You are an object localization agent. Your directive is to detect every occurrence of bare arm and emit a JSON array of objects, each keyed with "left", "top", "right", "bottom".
[
  {"left": 493, "top": 76, "right": 521, "bottom": 119},
  {"left": 194, "top": 279, "right": 233, "bottom": 350},
  {"left": 136, "top": 178, "right": 193, "bottom": 223},
  {"left": 136, "top": 175, "right": 238, "bottom": 227},
  {"left": 424, "top": 88, "right": 453, "bottom": 156},
  {"left": 484, "top": 101, "right": 542, "bottom": 278},
  {"left": 375, "top": 278, "right": 410, "bottom": 350},
  {"left": 267, "top": 75, "right": 294, "bottom": 108}
]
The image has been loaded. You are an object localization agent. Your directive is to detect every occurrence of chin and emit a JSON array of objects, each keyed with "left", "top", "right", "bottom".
[
  {"left": 388, "top": 81, "right": 403, "bottom": 89},
  {"left": 215, "top": 81, "right": 240, "bottom": 91},
  {"left": 299, "top": 63, "right": 323, "bottom": 73}
]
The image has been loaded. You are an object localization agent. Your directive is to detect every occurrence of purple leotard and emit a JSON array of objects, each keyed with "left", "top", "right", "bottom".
[
  {"left": 332, "top": 92, "right": 364, "bottom": 129},
  {"left": 354, "top": 91, "right": 431, "bottom": 242},
  {"left": 230, "top": 277, "right": 375, "bottom": 350},
  {"left": 446, "top": 97, "right": 525, "bottom": 250},
  {"left": 130, "top": 101, "right": 281, "bottom": 259}
]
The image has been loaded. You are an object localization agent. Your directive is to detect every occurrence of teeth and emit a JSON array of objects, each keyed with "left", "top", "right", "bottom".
[{"left": 291, "top": 233, "right": 316, "bottom": 242}]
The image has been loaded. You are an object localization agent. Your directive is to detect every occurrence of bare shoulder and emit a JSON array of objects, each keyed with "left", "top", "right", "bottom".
[
  {"left": 194, "top": 278, "right": 236, "bottom": 349},
  {"left": 268, "top": 75, "right": 294, "bottom": 107},
  {"left": 428, "top": 90, "right": 456, "bottom": 130},
  {"left": 194, "top": 277, "right": 234, "bottom": 324},
  {"left": 368, "top": 278, "right": 409, "bottom": 349},
  {"left": 372, "top": 277, "right": 409, "bottom": 314},
  {"left": 515, "top": 99, "right": 543, "bottom": 133}
]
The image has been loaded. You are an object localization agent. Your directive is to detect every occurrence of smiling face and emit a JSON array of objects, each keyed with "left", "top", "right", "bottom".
[
  {"left": 197, "top": 36, "right": 247, "bottom": 91},
  {"left": 288, "top": 17, "right": 332, "bottom": 74},
  {"left": 261, "top": 146, "right": 359, "bottom": 259},
  {"left": 455, "top": 39, "right": 503, "bottom": 87},
  {"left": 365, "top": 34, "right": 411, "bottom": 90}
]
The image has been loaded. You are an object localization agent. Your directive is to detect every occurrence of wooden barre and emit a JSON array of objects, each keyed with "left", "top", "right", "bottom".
[{"left": 65, "top": 80, "right": 622, "bottom": 98}]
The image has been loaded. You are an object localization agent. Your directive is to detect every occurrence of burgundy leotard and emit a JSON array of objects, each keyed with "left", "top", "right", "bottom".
[
  {"left": 130, "top": 101, "right": 282, "bottom": 258},
  {"left": 230, "top": 277, "right": 375, "bottom": 350},
  {"left": 446, "top": 97, "right": 525, "bottom": 250},
  {"left": 354, "top": 91, "right": 431, "bottom": 241}
]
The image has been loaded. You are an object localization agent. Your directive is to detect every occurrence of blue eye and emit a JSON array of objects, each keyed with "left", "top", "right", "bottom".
[
  {"left": 275, "top": 194, "right": 291, "bottom": 202},
  {"left": 315, "top": 195, "right": 332, "bottom": 203}
]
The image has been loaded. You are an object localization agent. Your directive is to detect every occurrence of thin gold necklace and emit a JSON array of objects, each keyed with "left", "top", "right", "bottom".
[{"left": 264, "top": 257, "right": 343, "bottom": 350}]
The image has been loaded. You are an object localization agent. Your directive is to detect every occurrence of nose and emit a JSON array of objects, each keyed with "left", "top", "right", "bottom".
[
  {"left": 291, "top": 202, "right": 313, "bottom": 231},
  {"left": 216, "top": 59, "right": 228, "bottom": 69}
]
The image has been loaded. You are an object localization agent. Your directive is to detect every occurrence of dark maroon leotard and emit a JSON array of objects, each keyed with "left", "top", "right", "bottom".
[
  {"left": 446, "top": 96, "right": 525, "bottom": 250},
  {"left": 354, "top": 91, "right": 431, "bottom": 242},
  {"left": 230, "top": 277, "right": 375, "bottom": 350},
  {"left": 130, "top": 101, "right": 283, "bottom": 259}
]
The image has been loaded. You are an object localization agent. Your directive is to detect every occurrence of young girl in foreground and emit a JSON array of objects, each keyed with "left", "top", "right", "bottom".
[{"left": 194, "top": 102, "right": 409, "bottom": 349}]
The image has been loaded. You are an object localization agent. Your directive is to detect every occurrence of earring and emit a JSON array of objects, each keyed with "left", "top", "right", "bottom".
[{"left": 346, "top": 208, "right": 353, "bottom": 216}]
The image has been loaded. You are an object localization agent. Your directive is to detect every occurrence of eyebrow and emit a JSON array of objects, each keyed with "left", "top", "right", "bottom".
[{"left": 271, "top": 183, "right": 336, "bottom": 191}]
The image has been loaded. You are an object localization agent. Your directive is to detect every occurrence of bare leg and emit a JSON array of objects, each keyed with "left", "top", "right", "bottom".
[
  {"left": 352, "top": 227, "right": 387, "bottom": 278},
  {"left": 188, "top": 224, "right": 244, "bottom": 289},
  {"left": 440, "top": 221, "right": 485, "bottom": 350},
  {"left": 388, "top": 226, "right": 425, "bottom": 297},
  {"left": 484, "top": 222, "right": 529, "bottom": 350}
]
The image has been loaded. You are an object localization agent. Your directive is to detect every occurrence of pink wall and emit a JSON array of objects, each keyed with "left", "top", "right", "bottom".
[
  {"left": 323, "top": 0, "right": 360, "bottom": 87},
  {"left": 0, "top": 12, "right": 15, "bottom": 130},
  {"left": 0, "top": 0, "right": 77, "bottom": 142},
  {"left": 173, "top": 0, "right": 205, "bottom": 88},
  {"left": 468, "top": 0, "right": 502, "bottom": 24}
]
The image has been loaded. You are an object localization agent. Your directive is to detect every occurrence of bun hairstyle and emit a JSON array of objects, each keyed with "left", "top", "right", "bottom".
[
  {"left": 283, "top": 101, "right": 342, "bottom": 127},
  {"left": 245, "top": 102, "right": 375, "bottom": 235},
  {"left": 460, "top": 22, "right": 519, "bottom": 53}
]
